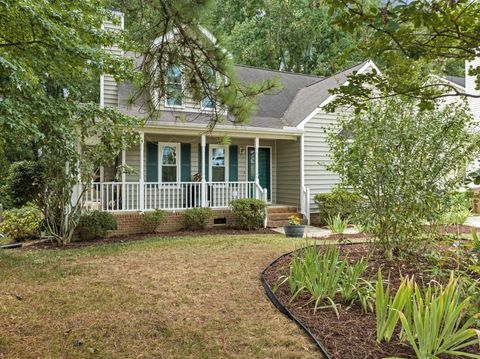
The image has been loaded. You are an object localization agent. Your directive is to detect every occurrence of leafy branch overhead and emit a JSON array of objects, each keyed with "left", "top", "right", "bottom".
[
  {"left": 319, "top": 0, "right": 480, "bottom": 108},
  {"left": 119, "top": 0, "right": 280, "bottom": 129}
]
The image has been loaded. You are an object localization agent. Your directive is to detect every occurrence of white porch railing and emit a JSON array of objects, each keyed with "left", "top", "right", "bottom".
[
  {"left": 301, "top": 186, "right": 311, "bottom": 225},
  {"left": 81, "top": 181, "right": 263, "bottom": 212}
]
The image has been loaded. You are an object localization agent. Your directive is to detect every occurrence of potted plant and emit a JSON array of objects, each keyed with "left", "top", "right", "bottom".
[{"left": 284, "top": 215, "right": 305, "bottom": 238}]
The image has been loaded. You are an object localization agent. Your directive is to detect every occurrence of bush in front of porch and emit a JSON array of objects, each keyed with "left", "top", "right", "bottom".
[
  {"left": 230, "top": 199, "right": 267, "bottom": 230},
  {"left": 182, "top": 208, "right": 213, "bottom": 230}
]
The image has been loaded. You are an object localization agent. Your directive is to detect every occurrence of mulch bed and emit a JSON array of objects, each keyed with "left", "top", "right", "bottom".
[
  {"left": 263, "top": 243, "right": 480, "bottom": 359},
  {"left": 22, "top": 227, "right": 277, "bottom": 251}
]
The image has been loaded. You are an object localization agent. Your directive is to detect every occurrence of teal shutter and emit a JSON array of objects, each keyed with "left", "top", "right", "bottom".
[
  {"left": 146, "top": 142, "right": 158, "bottom": 182},
  {"left": 180, "top": 143, "right": 191, "bottom": 182},
  {"left": 229, "top": 145, "right": 238, "bottom": 181},
  {"left": 197, "top": 144, "right": 209, "bottom": 181}
]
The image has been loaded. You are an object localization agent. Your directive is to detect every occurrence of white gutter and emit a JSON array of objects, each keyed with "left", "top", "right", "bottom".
[{"left": 140, "top": 122, "right": 303, "bottom": 140}]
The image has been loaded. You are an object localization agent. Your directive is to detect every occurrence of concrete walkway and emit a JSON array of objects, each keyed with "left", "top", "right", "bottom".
[
  {"left": 272, "top": 225, "right": 360, "bottom": 238},
  {"left": 466, "top": 216, "right": 480, "bottom": 228}
]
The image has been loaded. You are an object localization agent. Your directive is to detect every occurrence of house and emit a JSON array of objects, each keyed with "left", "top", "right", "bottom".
[{"left": 80, "top": 14, "right": 384, "bottom": 233}]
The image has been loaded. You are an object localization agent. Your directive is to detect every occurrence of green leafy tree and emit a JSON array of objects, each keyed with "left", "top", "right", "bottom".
[
  {"left": 320, "top": 0, "right": 480, "bottom": 106},
  {"left": 328, "top": 96, "right": 478, "bottom": 257},
  {"left": 0, "top": 1, "right": 141, "bottom": 243},
  {"left": 207, "top": 0, "right": 367, "bottom": 76},
  {"left": 114, "top": 0, "right": 279, "bottom": 128}
]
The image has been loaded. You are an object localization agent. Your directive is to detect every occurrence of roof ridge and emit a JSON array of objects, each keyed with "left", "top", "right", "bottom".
[
  {"left": 303, "top": 60, "right": 370, "bottom": 89},
  {"left": 234, "top": 64, "right": 325, "bottom": 79}
]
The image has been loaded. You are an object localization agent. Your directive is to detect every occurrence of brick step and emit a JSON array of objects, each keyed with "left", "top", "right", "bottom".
[
  {"left": 268, "top": 212, "right": 302, "bottom": 221},
  {"left": 267, "top": 219, "right": 291, "bottom": 228},
  {"left": 267, "top": 206, "right": 298, "bottom": 214}
]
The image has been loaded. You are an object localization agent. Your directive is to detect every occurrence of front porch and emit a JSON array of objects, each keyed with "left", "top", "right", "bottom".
[{"left": 81, "top": 130, "right": 303, "bottom": 213}]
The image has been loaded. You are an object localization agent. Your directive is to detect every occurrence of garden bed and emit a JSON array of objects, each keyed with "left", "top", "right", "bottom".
[{"left": 262, "top": 243, "right": 479, "bottom": 359}]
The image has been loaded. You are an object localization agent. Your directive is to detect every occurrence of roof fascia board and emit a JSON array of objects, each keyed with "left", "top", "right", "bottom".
[{"left": 296, "top": 60, "right": 379, "bottom": 130}]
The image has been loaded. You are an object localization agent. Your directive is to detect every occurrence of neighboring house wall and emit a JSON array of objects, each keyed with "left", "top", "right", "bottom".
[
  {"left": 276, "top": 138, "right": 301, "bottom": 206},
  {"left": 466, "top": 57, "right": 480, "bottom": 120},
  {"left": 304, "top": 110, "right": 340, "bottom": 212}
]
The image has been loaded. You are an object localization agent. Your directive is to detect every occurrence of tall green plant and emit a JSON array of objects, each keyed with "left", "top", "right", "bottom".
[
  {"left": 375, "top": 270, "right": 414, "bottom": 343},
  {"left": 328, "top": 96, "right": 478, "bottom": 258},
  {"left": 398, "top": 275, "right": 480, "bottom": 359}
]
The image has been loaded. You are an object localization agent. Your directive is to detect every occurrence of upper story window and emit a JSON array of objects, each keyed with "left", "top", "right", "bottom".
[
  {"left": 160, "top": 143, "right": 180, "bottom": 182},
  {"left": 165, "top": 65, "right": 183, "bottom": 107},
  {"left": 201, "top": 67, "right": 216, "bottom": 110},
  {"left": 210, "top": 145, "right": 228, "bottom": 182},
  {"left": 201, "top": 96, "right": 214, "bottom": 109}
]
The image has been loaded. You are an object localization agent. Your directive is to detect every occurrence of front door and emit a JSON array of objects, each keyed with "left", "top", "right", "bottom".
[{"left": 248, "top": 147, "right": 271, "bottom": 201}]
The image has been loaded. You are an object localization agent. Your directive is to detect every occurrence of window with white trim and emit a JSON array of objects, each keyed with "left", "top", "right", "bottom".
[
  {"left": 201, "top": 67, "right": 216, "bottom": 110},
  {"left": 165, "top": 65, "right": 183, "bottom": 107},
  {"left": 159, "top": 143, "right": 180, "bottom": 182},
  {"left": 210, "top": 145, "right": 228, "bottom": 182}
]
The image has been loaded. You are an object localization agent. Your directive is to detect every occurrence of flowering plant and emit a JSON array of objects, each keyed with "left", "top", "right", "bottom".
[{"left": 288, "top": 215, "right": 302, "bottom": 226}]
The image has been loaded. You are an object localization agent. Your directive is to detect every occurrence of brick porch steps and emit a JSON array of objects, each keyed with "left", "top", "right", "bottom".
[{"left": 267, "top": 206, "right": 304, "bottom": 228}]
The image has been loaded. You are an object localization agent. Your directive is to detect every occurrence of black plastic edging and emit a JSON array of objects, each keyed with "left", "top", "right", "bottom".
[{"left": 260, "top": 249, "right": 333, "bottom": 359}]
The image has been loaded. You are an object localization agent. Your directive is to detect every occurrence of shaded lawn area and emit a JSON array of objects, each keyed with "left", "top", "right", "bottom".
[{"left": 0, "top": 234, "right": 319, "bottom": 359}]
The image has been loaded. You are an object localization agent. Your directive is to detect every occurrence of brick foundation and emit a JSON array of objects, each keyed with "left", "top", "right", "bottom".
[
  {"left": 472, "top": 189, "right": 480, "bottom": 214},
  {"left": 109, "top": 209, "right": 238, "bottom": 236}
]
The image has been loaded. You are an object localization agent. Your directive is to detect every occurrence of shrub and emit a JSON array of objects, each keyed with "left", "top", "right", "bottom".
[
  {"left": 139, "top": 209, "right": 167, "bottom": 233},
  {"left": 2, "top": 161, "right": 43, "bottom": 208},
  {"left": 230, "top": 198, "right": 267, "bottom": 230},
  {"left": 314, "top": 188, "right": 360, "bottom": 226},
  {"left": 75, "top": 211, "right": 117, "bottom": 241},
  {"left": 182, "top": 207, "right": 212, "bottom": 230},
  {"left": 328, "top": 97, "right": 477, "bottom": 257},
  {"left": 0, "top": 205, "right": 42, "bottom": 241}
]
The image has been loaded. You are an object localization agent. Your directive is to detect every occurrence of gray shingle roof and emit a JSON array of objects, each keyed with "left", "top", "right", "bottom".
[
  {"left": 444, "top": 75, "right": 466, "bottom": 89},
  {"left": 118, "top": 60, "right": 370, "bottom": 129}
]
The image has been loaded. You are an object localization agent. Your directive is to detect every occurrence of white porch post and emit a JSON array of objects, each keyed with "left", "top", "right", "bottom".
[
  {"left": 300, "top": 134, "right": 305, "bottom": 214},
  {"left": 139, "top": 131, "right": 145, "bottom": 211},
  {"left": 121, "top": 148, "right": 126, "bottom": 210},
  {"left": 201, "top": 134, "right": 207, "bottom": 207},
  {"left": 254, "top": 137, "right": 260, "bottom": 199}
]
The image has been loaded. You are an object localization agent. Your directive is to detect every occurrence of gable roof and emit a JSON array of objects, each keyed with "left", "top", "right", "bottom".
[
  {"left": 117, "top": 58, "right": 372, "bottom": 130},
  {"left": 282, "top": 61, "right": 368, "bottom": 126}
]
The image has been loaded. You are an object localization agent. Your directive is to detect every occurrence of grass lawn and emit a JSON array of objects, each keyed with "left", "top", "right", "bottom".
[{"left": 0, "top": 234, "right": 319, "bottom": 358}]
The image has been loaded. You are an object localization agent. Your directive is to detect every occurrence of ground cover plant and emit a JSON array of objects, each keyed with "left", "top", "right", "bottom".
[{"left": 266, "top": 242, "right": 480, "bottom": 359}]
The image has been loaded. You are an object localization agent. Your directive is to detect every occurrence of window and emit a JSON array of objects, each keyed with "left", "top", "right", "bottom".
[
  {"left": 210, "top": 145, "right": 228, "bottom": 182},
  {"left": 201, "top": 96, "right": 214, "bottom": 109},
  {"left": 201, "top": 67, "right": 216, "bottom": 110},
  {"left": 165, "top": 65, "right": 183, "bottom": 107},
  {"left": 159, "top": 143, "right": 180, "bottom": 182}
]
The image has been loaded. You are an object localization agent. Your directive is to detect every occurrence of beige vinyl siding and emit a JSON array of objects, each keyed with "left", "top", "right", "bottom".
[
  {"left": 466, "top": 57, "right": 480, "bottom": 120},
  {"left": 276, "top": 138, "right": 300, "bottom": 207},
  {"left": 123, "top": 135, "right": 277, "bottom": 203},
  {"left": 304, "top": 110, "right": 340, "bottom": 212},
  {"left": 102, "top": 18, "right": 123, "bottom": 108}
]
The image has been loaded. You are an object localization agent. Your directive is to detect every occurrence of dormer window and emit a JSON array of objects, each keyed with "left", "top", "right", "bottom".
[
  {"left": 200, "top": 67, "right": 217, "bottom": 110},
  {"left": 165, "top": 65, "right": 183, "bottom": 107},
  {"left": 201, "top": 96, "right": 214, "bottom": 109}
]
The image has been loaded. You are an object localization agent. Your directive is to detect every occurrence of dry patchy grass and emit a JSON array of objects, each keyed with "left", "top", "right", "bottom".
[{"left": 0, "top": 234, "right": 319, "bottom": 358}]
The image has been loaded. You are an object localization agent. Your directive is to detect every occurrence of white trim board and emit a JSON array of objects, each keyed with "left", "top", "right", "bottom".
[
  {"left": 245, "top": 145, "right": 273, "bottom": 202},
  {"left": 296, "top": 60, "right": 380, "bottom": 130}
]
